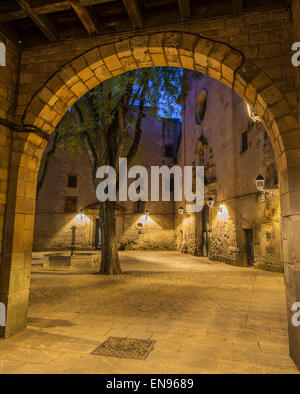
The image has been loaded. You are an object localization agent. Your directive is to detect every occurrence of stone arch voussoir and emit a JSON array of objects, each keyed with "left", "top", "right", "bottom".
[{"left": 23, "top": 31, "right": 295, "bottom": 171}]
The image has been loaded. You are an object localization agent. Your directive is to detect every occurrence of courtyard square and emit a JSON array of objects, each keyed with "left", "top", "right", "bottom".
[{"left": 0, "top": 251, "right": 297, "bottom": 374}]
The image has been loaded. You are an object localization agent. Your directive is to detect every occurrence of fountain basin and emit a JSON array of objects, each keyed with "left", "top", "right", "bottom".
[{"left": 43, "top": 253, "right": 100, "bottom": 270}]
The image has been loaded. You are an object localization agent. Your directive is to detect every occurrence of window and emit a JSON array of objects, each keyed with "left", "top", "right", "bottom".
[
  {"left": 195, "top": 89, "right": 208, "bottom": 125},
  {"left": 65, "top": 197, "right": 77, "bottom": 212},
  {"left": 68, "top": 175, "right": 77, "bottom": 188},
  {"left": 165, "top": 146, "right": 173, "bottom": 157},
  {"left": 241, "top": 131, "right": 248, "bottom": 152}
]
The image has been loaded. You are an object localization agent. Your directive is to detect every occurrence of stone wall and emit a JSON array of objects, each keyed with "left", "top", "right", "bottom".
[
  {"left": 0, "top": 8, "right": 298, "bottom": 365},
  {"left": 15, "top": 7, "right": 295, "bottom": 134},
  {"left": 33, "top": 109, "right": 179, "bottom": 251},
  {"left": 33, "top": 143, "right": 96, "bottom": 250},
  {"left": 177, "top": 74, "right": 283, "bottom": 272},
  {"left": 0, "top": 37, "right": 19, "bottom": 273}
]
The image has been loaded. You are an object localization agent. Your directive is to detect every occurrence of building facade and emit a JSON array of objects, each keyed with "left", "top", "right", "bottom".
[
  {"left": 176, "top": 74, "right": 282, "bottom": 272},
  {"left": 34, "top": 75, "right": 283, "bottom": 272},
  {"left": 33, "top": 108, "right": 181, "bottom": 252}
]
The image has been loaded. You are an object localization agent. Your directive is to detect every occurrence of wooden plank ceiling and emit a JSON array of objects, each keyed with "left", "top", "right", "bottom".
[{"left": 0, "top": 0, "right": 289, "bottom": 48}]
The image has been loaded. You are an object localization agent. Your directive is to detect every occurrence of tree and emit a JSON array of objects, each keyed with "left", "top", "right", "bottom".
[{"left": 47, "top": 67, "right": 193, "bottom": 275}]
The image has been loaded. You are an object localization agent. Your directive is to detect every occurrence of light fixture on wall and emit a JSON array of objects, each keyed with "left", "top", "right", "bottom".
[
  {"left": 178, "top": 206, "right": 184, "bottom": 215},
  {"left": 255, "top": 175, "right": 278, "bottom": 194},
  {"left": 246, "top": 102, "right": 261, "bottom": 123},
  {"left": 145, "top": 209, "right": 150, "bottom": 222},
  {"left": 74, "top": 209, "right": 90, "bottom": 224},
  {"left": 207, "top": 197, "right": 222, "bottom": 213},
  {"left": 256, "top": 175, "right": 265, "bottom": 191},
  {"left": 178, "top": 206, "right": 190, "bottom": 217}
]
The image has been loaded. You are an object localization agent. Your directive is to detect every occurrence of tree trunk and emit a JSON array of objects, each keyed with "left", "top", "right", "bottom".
[{"left": 99, "top": 201, "right": 123, "bottom": 275}]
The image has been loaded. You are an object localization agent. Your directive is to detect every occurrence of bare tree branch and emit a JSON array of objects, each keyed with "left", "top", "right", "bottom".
[
  {"left": 72, "top": 103, "right": 99, "bottom": 186},
  {"left": 127, "top": 82, "right": 147, "bottom": 166},
  {"left": 37, "top": 130, "right": 61, "bottom": 195}
]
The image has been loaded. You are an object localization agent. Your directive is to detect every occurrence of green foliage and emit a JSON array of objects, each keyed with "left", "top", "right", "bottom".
[{"left": 55, "top": 67, "right": 195, "bottom": 157}]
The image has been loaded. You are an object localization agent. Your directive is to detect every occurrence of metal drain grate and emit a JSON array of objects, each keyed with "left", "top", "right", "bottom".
[{"left": 92, "top": 337, "right": 156, "bottom": 360}]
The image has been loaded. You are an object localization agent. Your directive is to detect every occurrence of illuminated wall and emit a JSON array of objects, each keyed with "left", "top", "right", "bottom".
[
  {"left": 33, "top": 108, "right": 180, "bottom": 251},
  {"left": 177, "top": 74, "right": 283, "bottom": 271}
]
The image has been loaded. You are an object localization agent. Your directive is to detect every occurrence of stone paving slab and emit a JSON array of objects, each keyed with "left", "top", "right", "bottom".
[{"left": 0, "top": 251, "right": 299, "bottom": 374}]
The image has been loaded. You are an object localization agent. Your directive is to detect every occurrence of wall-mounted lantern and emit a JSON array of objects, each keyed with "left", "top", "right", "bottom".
[
  {"left": 178, "top": 206, "right": 190, "bottom": 217},
  {"left": 256, "top": 175, "right": 278, "bottom": 194},
  {"left": 178, "top": 206, "right": 185, "bottom": 215},
  {"left": 256, "top": 175, "right": 265, "bottom": 191},
  {"left": 207, "top": 197, "right": 215, "bottom": 209},
  {"left": 207, "top": 197, "right": 222, "bottom": 213}
]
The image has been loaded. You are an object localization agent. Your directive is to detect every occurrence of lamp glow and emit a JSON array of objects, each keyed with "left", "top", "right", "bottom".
[
  {"left": 74, "top": 210, "right": 90, "bottom": 224},
  {"left": 138, "top": 214, "right": 154, "bottom": 224},
  {"left": 217, "top": 204, "right": 229, "bottom": 220},
  {"left": 246, "top": 103, "right": 261, "bottom": 123}
]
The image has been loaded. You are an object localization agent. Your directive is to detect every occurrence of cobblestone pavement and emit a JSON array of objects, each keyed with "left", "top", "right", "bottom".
[{"left": 0, "top": 251, "right": 299, "bottom": 374}]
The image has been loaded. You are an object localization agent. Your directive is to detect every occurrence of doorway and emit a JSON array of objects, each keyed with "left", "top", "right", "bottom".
[{"left": 243, "top": 229, "right": 254, "bottom": 266}]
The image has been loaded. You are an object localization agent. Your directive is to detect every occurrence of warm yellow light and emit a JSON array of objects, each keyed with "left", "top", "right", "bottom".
[
  {"left": 74, "top": 213, "right": 91, "bottom": 224},
  {"left": 217, "top": 205, "right": 229, "bottom": 220},
  {"left": 183, "top": 215, "right": 194, "bottom": 225},
  {"left": 246, "top": 102, "right": 261, "bottom": 123},
  {"left": 138, "top": 215, "right": 154, "bottom": 224}
]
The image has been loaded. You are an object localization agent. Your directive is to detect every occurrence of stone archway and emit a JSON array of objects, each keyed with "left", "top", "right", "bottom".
[{"left": 1, "top": 31, "right": 300, "bottom": 368}]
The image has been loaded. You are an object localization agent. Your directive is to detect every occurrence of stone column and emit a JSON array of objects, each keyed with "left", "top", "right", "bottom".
[
  {"left": 0, "top": 133, "right": 45, "bottom": 338},
  {"left": 0, "top": 38, "right": 24, "bottom": 338},
  {"left": 281, "top": 164, "right": 300, "bottom": 369},
  {"left": 284, "top": 0, "right": 300, "bottom": 369},
  {"left": 292, "top": 0, "right": 300, "bottom": 126}
]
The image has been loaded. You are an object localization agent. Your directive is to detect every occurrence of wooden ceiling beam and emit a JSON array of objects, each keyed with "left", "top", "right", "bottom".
[
  {"left": 70, "top": 0, "right": 99, "bottom": 35},
  {"left": 0, "top": 23, "right": 21, "bottom": 46},
  {"left": 0, "top": 0, "right": 118, "bottom": 23},
  {"left": 232, "top": 0, "right": 244, "bottom": 13},
  {"left": 15, "top": 0, "right": 58, "bottom": 42},
  {"left": 178, "top": 0, "right": 191, "bottom": 21},
  {"left": 122, "top": 0, "right": 143, "bottom": 29}
]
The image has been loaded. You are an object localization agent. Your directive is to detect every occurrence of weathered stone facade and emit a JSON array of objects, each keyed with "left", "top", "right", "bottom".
[
  {"left": 0, "top": 42, "right": 15, "bottom": 273},
  {"left": 35, "top": 74, "right": 283, "bottom": 273},
  {"left": 0, "top": 39, "right": 25, "bottom": 338},
  {"left": 0, "top": 5, "right": 300, "bottom": 367},
  {"left": 177, "top": 74, "right": 283, "bottom": 272},
  {"left": 33, "top": 109, "right": 180, "bottom": 251}
]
